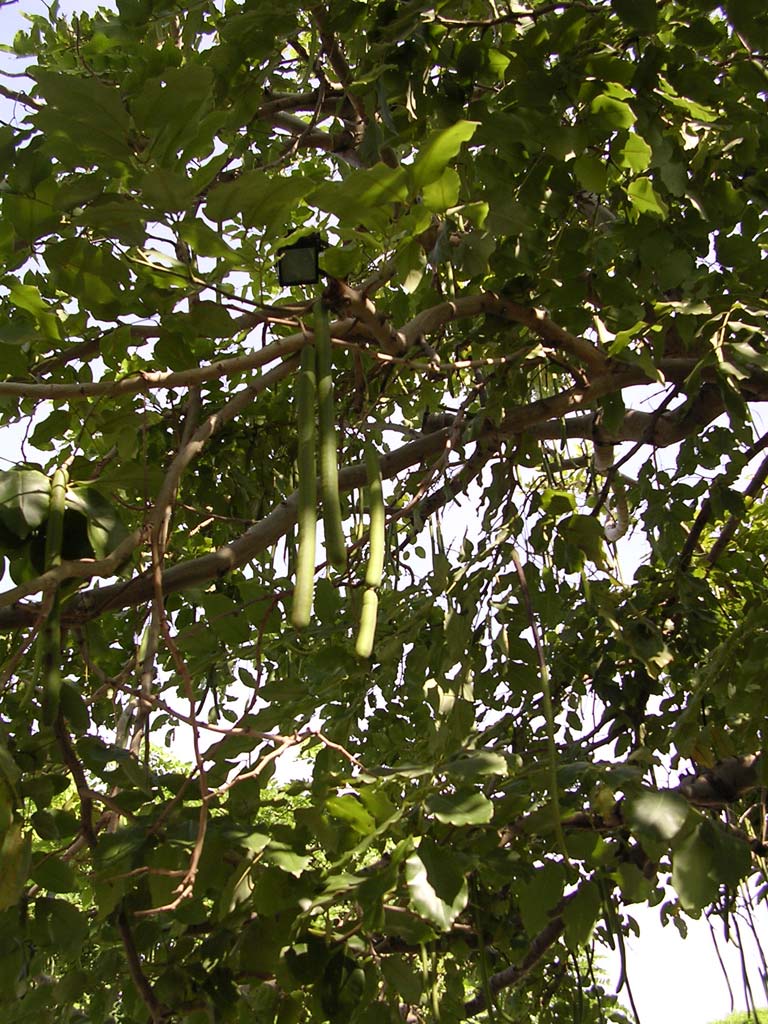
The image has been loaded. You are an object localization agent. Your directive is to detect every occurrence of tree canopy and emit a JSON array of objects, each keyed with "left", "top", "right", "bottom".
[{"left": 1, "top": 0, "right": 767, "bottom": 1020}]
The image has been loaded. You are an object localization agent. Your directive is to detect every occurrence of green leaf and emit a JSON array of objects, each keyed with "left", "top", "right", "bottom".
[
  {"left": 131, "top": 65, "right": 215, "bottom": 165},
  {"left": 573, "top": 155, "right": 608, "bottom": 193},
  {"left": 563, "top": 882, "right": 602, "bottom": 949},
  {"left": 424, "top": 788, "right": 493, "bottom": 825},
  {"left": 8, "top": 283, "right": 61, "bottom": 340},
  {"left": 140, "top": 168, "right": 200, "bottom": 213},
  {"left": 46, "top": 237, "right": 131, "bottom": 310},
  {"left": 33, "top": 69, "right": 133, "bottom": 163},
  {"left": 2, "top": 193, "right": 61, "bottom": 244},
  {"left": 0, "top": 823, "right": 30, "bottom": 910},
  {"left": 405, "top": 841, "right": 468, "bottom": 930},
  {"left": 445, "top": 749, "right": 508, "bottom": 778},
  {"left": 611, "top": 0, "right": 658, "bottom": 33},
  {"left": 625, "top": 790, "right": 690, "bottom": 845},
  {"left": 408, "top": 121, "right": 479, "bottom": 190},
  {"left": 31, "top": 808, "right": 79, "bottom": 841},
  {"left": 671, "top": 818, "right": 751, "bottom": 912},
  {"left": 206, "top": 171, "right": 312, "bottom": 233},
  {"left": 326, "top": 794, "right": 377, "bottom": 834},
  {"left": 66, "top": 486, "right": 128, "bottom": 559},
  {"left": 422, "top": 168, "right": 461, "bottom": 212},
  {"left": 31, "top": 854, "right": 78, "bottom": 893},
  {"left": 558, "top": 514, "right": 606, "bottom": 568},
  {"left": 590, "top": 93, "right": 636, "bottom": 131},
  {"left": 0, "top": 469, "right": 50, "bottom": 540},
  {"left": 541, "top": 489, "right": 577, "bottom": 516},
  {"left": 671, "top": 822, "right": 718, "bottom": 911},
  {"left": 613, "top": 133, "right": 653, "bottom": 172},
  {"left": 381, "top": 956, "right": 423, "bottom": 1004},
  {"left": 519, "top": 862, "right": 565, "bottom": 936},
  {"left": 627, "top": 177, "right": 668, "bottom": 218},
  {"left": 46, "top": 899, "right": 88, "bottom": 955},
  {"left": 309, "top": 164, "right": 409, "bottom": 227},
  {"left": 217, "top": 855, "right": 255, "bottom": 917},
  {"left": 73, "top": 196, "right": 149, "bottom": 246},
  {"left": 178, "top": 219, "right": 242, "bottom": 261},
  {"left": 263, "top": 842, "right": 312, "bottom": 877},
  {"left": 0, "top": 742, "right": 20, "bottom": 798}
]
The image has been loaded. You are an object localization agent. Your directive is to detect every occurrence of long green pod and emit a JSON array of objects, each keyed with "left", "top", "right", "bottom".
[
  {"left": 355, "top": 588, "right": 379, "bottom": 660},
  {"left": 314, "top": 299, "right": 346, "bottom": 570},
  {"left": 355, "top": 443, "right": 386, "bottom": 658},
  {"left": 291, "top": 342, "right": 317, "bottom": 629},
  {"left": 363, "top": 443, "right": 385, "bottom": 589},
  {"left": 40, "top": 466, "right": 68, "bottom": 724}
]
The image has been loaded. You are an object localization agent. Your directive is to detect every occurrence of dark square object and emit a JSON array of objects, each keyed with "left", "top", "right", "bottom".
[{"left": 277, "top": 234, "right": 322, "bottom": 286}]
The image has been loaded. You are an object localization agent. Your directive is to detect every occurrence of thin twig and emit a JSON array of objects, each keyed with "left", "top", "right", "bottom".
[
  {"left": 312, "top": 3, "right": 367, "bottom": 122},
  {"left": 436, "top": 1, "right": 595, "bottom": 27},
  {"left": 679, "top": 427, "right": 768, "bottom": 570},
  {"left": 0, "top": 83, "right": 42, "bottom": 109},
  {"left": 0, "top": 589, "right": 54, "bottom": 692},
  {"left": 706, "top": 448, "right": 768, "bottom": 566},
  {"left": 53, "top": 711, "right": 98, "bottom": 848}
]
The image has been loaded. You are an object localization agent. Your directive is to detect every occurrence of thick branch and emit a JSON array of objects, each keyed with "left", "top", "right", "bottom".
[
  {"left": 527, "top": 381, "right": 726, "bottom": 448},
  {"left": 267, "top": 112, "right": 363, "bottom": 166},
  {"left": 326, "top": 278, "right": 407, "bottom": 355},
  {"left": 0, "top": 360, "right": 297, "bottom": 608},
  {"left": 0, "top": 329, "right": 325, "bottom": 401},
  {"left": 402, "top": 293, "right": 609, "bottom": 376},
  {"left": 676, "top": 754, "right": 762, "bottom": 807},
  {"left": 0, "top": 365, "right": 731, "bottom": 629},
  {"left": 0, "top": 426, "right": 453, "bottom": 628},
  {"left": 2, "top": 372, "right": 631, "bottom": 626},
  {"left": 259, "top": 87, "right": 346, "bottom": 117}
]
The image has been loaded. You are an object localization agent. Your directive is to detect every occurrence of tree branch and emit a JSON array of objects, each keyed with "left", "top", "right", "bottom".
[
  {"left": 676, "top": 754, "right": 762, "bottom": 807},
  {"left": 0, "top": 364, "right": 741, "bottom": 629},
  {"left": 53, "top": 711, "right": 98, "bottom": 848},
  {"left": 706, "top": 450, "right": 768, "bottom": 567},
  {"left": 326, "top": 278, "right": 407, "bottom": 354},
  {"left": 463, "top": 912, "right": 566, "bottom": 1017},
  {"left": 679, "top": 428, "right": 768, "bottom": 570},
  {"left": 0, "top": 329, "right": 322, "bottom": 401},
  {"left": 526, "top": 380, "right": 727, "bottom": 448},
  {"left": 0, "top": 82, "right": 42, "bottom": 110},
  {"left": 0, "top": 359, "right": 297, "bottom": 608},
  {"left": 116, "top": 907, "right": 167, "bottom": 1023},
  {"left": 312, "top": 3, "right": 367, "bottom": 123},
  {"left": 401, "top": 293, "right": 609, "bottom": 376},
  {"left": 267, "top": 111, "right": 363, "bottom": 166}
]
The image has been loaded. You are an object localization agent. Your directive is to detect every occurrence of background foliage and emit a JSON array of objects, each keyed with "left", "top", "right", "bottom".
[{"left": 0, "top": 0, "right": 767, "bottom": 1020}]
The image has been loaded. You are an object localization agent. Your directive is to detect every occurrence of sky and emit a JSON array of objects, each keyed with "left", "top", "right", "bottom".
[{"left": 0, "top": 2, "right": 767, "bottom": 1021}]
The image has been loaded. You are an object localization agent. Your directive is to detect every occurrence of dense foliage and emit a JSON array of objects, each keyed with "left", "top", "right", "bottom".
[{"left": 1, "top": 0, "right": 768, "bottom": 1020}]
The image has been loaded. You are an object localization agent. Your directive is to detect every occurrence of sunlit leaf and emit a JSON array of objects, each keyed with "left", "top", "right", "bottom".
[
  {"left": 0, "top": 469, "right": 50, "bottom": 539},
  {"left": 405, "top": 843, "right": 468, "bottom": 931}
]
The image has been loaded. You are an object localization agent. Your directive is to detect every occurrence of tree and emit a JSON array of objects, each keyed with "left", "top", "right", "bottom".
[{"left": 0, "top": 0, "right": 767, "bottom": 1019}]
